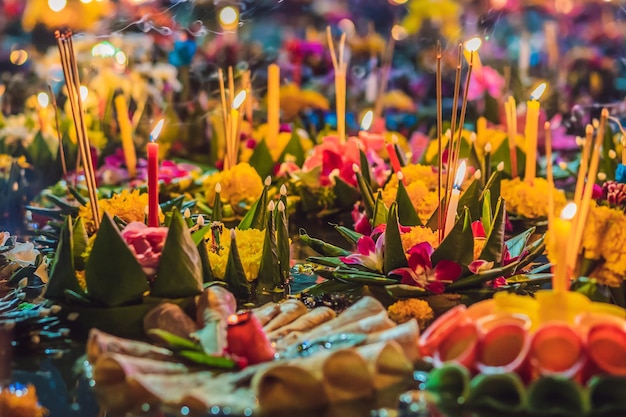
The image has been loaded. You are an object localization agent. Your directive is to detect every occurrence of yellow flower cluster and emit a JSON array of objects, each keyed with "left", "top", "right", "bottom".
[
  {"left": 501, "top": 178, "right": 567, "bottom": 219},
  {"left": 0, "top": 384, "right": 47, "bottom": 417},
  {"left": 203, "top": 163, "right": 264, "bottom": 208},
  {"left": 207, "top": 228, "right": 265, "bottom": 282},
  {"left": 382, "top": 164, "right": 440, "bottom": 223},
  {"left": 401, "top": 226, "right": 439, "bottom": 253},
  {"left": 0, "top": 155, "right": 29, "bottom": 171},
  {"left": 474, "top": 238, "right": 487, "bottom": 260},
  {"left": 581, "top": 203, "right": 626, "bottom": 287},
  {"left": 79, "top": 189, "right": 160, "bottom": 235},
  {"left": 387, "top": 298, "right": 434, "bottom": 329}
]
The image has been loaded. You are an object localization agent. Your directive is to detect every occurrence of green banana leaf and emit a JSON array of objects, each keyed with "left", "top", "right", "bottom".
[
  {"left": 527, "top": 376, "right": 588, "bottom": 417},
  {"left": 478, "top": 198, "right": 506, "bottom": 264},
  {"left": 223, "top": 230, "right": 251, "bottom": 300},
  {"left": 466, "top": 373, "right": 526, "bottom": 415},
  {"left": 299, "top": 229, "right": 351, "bottom": 257},
  {"left": 85, "top": 214, "right": 149, "bottom": 307},
  {"left": 396, "top": 177, "right": 422, "bottom": 226},
  {"left": 278, "top": 130, "right": 305, "bottom": 166},
  {"left": 45, "top": 216, "right": 83, "bottom": 300},
  {"left": 432, "top": 207, "right": 474, "bottom": 268},
  {"left": 248, "top": 139, "right": 275, "bottom": 179},
  {"left": 384, "top": 202, "right": 408, "bottom": 274},
  {"left": 152, "top": 208, "right": 203, "bottom": 299}
]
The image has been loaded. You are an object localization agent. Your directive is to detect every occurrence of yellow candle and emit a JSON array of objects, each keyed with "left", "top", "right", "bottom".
[
  {"left": 506, "top": 96, "right": 518, "bottom": 178},
  {"left": 524, "top": 83, "right": 546, "bottom": 182},
  {"left": 463, "top": 37, "right": 482, "bottom": 74},
  {"left": 553, "top": 202, "right": 577, "bottom": 293},
  {"left": 267, "top": 64, "right": 280, "bottom": 151},
  {"left": 114, "top": 95, "right": 137, "bottom": 178},
  {"left": 36, "top": 92, "right": 49, "bottom": 133},
  {"left": 444, "top": 160, "right": 467, "bottom": 237}
]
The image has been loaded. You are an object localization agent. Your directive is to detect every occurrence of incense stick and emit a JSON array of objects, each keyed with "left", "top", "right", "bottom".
[
  {"left": 573, "top": 124, "right": 593, "bottom": 206},
  {"left": 327, "top": 27, "right": 348, "bottom": 144},
  {"left": 545, "top": 122, "right": 555, "bottom": 236},
  {"left": 56, "top": 30, "right": 100, "bottom": 228},
  {"left": 374, "top": 36, "right": 396, "bottom": 119},
  {"left": 228, "top": 66, "right": 235, "bottom": 109},
  {"left": 436, "top": 41, "right": 443, "bottom": 243},
  {"left": 48, "top": 84, "right": 67, "bottom": 178}
]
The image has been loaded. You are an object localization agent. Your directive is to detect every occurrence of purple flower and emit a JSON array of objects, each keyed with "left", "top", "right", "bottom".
[{"left": 340, "top": 233, "right": 385, "bottom": 273}]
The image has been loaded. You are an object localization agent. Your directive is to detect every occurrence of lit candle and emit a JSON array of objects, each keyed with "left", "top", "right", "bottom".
[
  {"left": 147, "top": 119, "right": 165, "bottom": 227},
  {"left": 444, "top": 160, "right": 467, "bottom": 237},
  {"left": 267, "top": 64, "right": 280, "bottom": 151},
  {"left": 553, "top": 202, "right": 577, "bottom": 293},
  {"left": 524, "top": 82, "right": 547, "bottom": 182},
  {"left": 114, "top": 94, "right": 137, "bottom": 178},
  {"left": 358, "top": 109, "right": 385, "bottom": 150},
  {"left": 36, "top": 92, "right": 49, "bottom": 133},
  {"left": 463, "top": 37, "right": 482, "bottom": 74}
]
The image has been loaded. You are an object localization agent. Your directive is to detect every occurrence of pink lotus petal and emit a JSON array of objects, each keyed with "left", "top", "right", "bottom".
[
  {"left": 489, "top": 277, "right": 507, "bottom": 288},
  {"left": 434, "top": 260, "right": 463, "bottom": 282},
  {"left": 426, "top": 281, "right": 445, "bottom": 294},
  {"left": 471, "top": 221, "right": 486, "bottom": 238}
]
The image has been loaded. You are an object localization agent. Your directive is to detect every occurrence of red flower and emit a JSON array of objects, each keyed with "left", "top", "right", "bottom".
[{"left": 390, "top": 242, "right": 462, "bottom": 294}]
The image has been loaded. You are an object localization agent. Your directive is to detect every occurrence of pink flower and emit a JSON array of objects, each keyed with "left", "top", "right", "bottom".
[
  {"left": 471, "top": 221, "right": 486, "bottom": 239},
  {"left": 468, "top": 66, "right": 505, "bottom": 101},
  {"left": 340, "top": 233, "right": 385, "bottom": 273},
  {"left": 390, "top": 242, "right": 462, "bottom": 294},
  {"left": 351, "top": 203, "right": 372, "bottom": 236},
  {"left": 122, "top": 222, "right": 169, "bottom": 275}
]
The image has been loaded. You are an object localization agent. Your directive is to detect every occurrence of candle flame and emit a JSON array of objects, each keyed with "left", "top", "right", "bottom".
[
  {"left": 150, "top": 119, "right": 165, "bottom": 142},
  {"left": 232, "top": 90, "right": 247, "bottom": 110},
  {"left": 464, "top": 37, "right": 482, "bottom": 52},
  {"left": 37, "top": 92, "right": 49, "bottom": 108},
  {"left": 454, "top": 160, "right": 467, "bottom": 189},
  {"left": 227, "top": 314, "right": 239, "bottom": 325},
  {"left": 560, "top": 202, "right": 577, "bottom": 220},
  {"left": 360, "top": 110, "right": 374, "bottom": 131},
  {"left": 219, "top": 6, "right": 239, "bottom": 26},
  {"left": 530, "top": 82, "right": 547, "bottom": 101},
  {"left": 79, "top": 85, "right": 89, "bottom": 102}
]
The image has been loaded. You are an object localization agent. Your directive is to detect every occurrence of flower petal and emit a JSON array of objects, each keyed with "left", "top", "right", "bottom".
[
  {"left": 426, "top": 281, "right": 445, "bottom": 294},
  {"left": 468, "top": 259, "right": 494, "bottom": 274},
  {"left": 471, "top": 221, "right": 486, "bottom": 238},
  {"left": 356, "top": 236, "right": 376, "bottom": 256},
  {"left": 407, "top": 242, "right": 434, "bottom": 270},
  {"left": 434, "top": 260, "right": 463, "bottom": 282}
]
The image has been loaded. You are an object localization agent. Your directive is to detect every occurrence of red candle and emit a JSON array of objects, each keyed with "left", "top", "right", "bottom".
[{"left": 147, "top": 119, "right": 165, "bottom": 227}]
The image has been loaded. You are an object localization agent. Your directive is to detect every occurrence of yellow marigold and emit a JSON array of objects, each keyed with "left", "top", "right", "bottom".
[
  {"left": 382, "top": 164, "right": 440, "bottom": 223},
  {"left": 387, "top": 298, "right": 434, "bottom": 329},
  {"left": 401, "top": 226, "right": 439, "bottom": 252},
  {"left": 474, "top": 238, "right": 486, "bottom": 260},
  {"left": 76, "top": 270, "right": 87, "bottom": 291},
  {"left": 79, "top": 189, "right": 160, "bottom": 235},
  {"left": 203, "top": 163, "right": 264, "bottom": 208},
  {"left": 0, "top": 384, "right": 47, "bottom": 417},
  {"left": 501, "top": 178, "right": 566, "bottom": 219},
  {"left": 207, "top": 228, "right": 265, "bottom": 282}
]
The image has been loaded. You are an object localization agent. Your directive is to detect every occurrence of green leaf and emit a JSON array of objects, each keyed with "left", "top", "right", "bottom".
[
  {"left": 333, "top": 272, "right": 398, "bottom": 286},
  {"left": 248, "top": 139, "right": 275, "bottom": 179},
  {"left": 299, "top": 229, "right": 351, "bottom": 257},
  {"left": 481, "top": 189, "right": 493, "bottom": 236},
  {"left": 46, "top": 216, "right": 83, "bottom": 301},
  {"left": 159, "top": 195, "right": 185, "bottom": 214},
  {"left": 192, "top": 224, "right": 212, "bottom": 246},
  {"left": 278, "top": 130, "right": 305, "bottom": 166},
  {"left": 385, "top": 284, "right": 427, "bottom": 298},
  {"left": 223, "top": 231, "right": 251, "bottom": 300},
  {"left": 301, "top": 279, "right": 358, "bottom": 296},
  {"left": 238, "top": 183, "right": 269, "bottom": 231},
  {"left": 197, "top": 239, "right": 214, "bottom": 283},
  {"left": 355, "top": 170, "right": 375, "bottom": 219},
  {"left": 384, "top": 202, "right": 408, "bottom": 274},
  {"left": 425, "top": 363, "right": 470, "bottom": 400},
  {"left": 153, "top": 208, "right": 203, "bottom": 298},
  {"left": 372, "top": 191, "right": 389, "bottom": 228},
  {"left": 147, "top": 328, "right": 202, "bottom": 352},
  {"left": 332, "top": 224, "right": 362, "bottom": 246},
  {"left": 432, "top": 207, "right": 474, "bottom": 267},
  {"left": 72, "top": 217, "right": 88, "bottom": 271},
  {"left": 505, "top": 227, "right": 536, "bottom": 259},
  {"left": 527, "top": 376, "right": 587, "bottom": 417},
  {"left": 481, "top": 170, "right": 502, "bottom": 213},
  {"left": 27, "top": 130, "right": 55, "bottom": 179},
  {"left": 276, "top": 204, "right": 290, "bottom": 286},
  {"left": 44, "top": 193, "right": 80, "bottom": 215},
  {"left": 211, "top": 191, "right": 223, "bottom": 223},
  {"left": 333, "top": 177, "right": 360, "bottom": 209},
  {"left": 85, "top": 213, "right": 149, "bottom": 307},
  {"left": 466, "top": 373, "right": 526, "bottom": 414},
  {"left": 306, "top": 256, "right": 346, "bottom": 268},
  {"left": 396, "top": 178, "right": 422, "bottom": 226},
  {"left": 257, "top": 210, "right": 280, "bottom": 293},
  {"left": 571, "top": 277, "right": 610, "bottom": 303},
  {"left": 68, "top": 186, "right": 89, "bottom": 206},
  {"left": 177, "top": 350, "right": 237, "bottom": 370},
  {"left": 479, "top": 198, "right": 505, "bottom": 264},
  {"left": 589, "top": 375, "right": 626, "bottom": 415},
  {"left": 359, "top": 149, "right": 372, "bottom": 187}
]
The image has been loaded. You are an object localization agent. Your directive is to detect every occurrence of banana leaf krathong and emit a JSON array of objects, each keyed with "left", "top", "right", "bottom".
[
  {"left": 44, "top": 209, "right": 203, "bottom": 338},
  {"left": 299, "top": 171, "right": 547, "bottom": 305}
]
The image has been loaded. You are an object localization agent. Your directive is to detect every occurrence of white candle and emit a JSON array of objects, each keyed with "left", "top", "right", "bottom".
[{"left": 444, "top": 160, "right": 467, "bottom": 237}]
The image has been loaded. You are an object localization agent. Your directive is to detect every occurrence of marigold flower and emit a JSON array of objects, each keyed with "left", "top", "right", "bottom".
[
  {"left": 203, "top": 163, "right": 263, "bottom": 209},
  {"left": 387, "top": 298, "right": 434, "bottom": 329},
  {"left": 207, "top": 228, "right": 265, "bottom": 282},
  {"left": 501, "top": 177, "right": 566, "bottom": 219}
]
